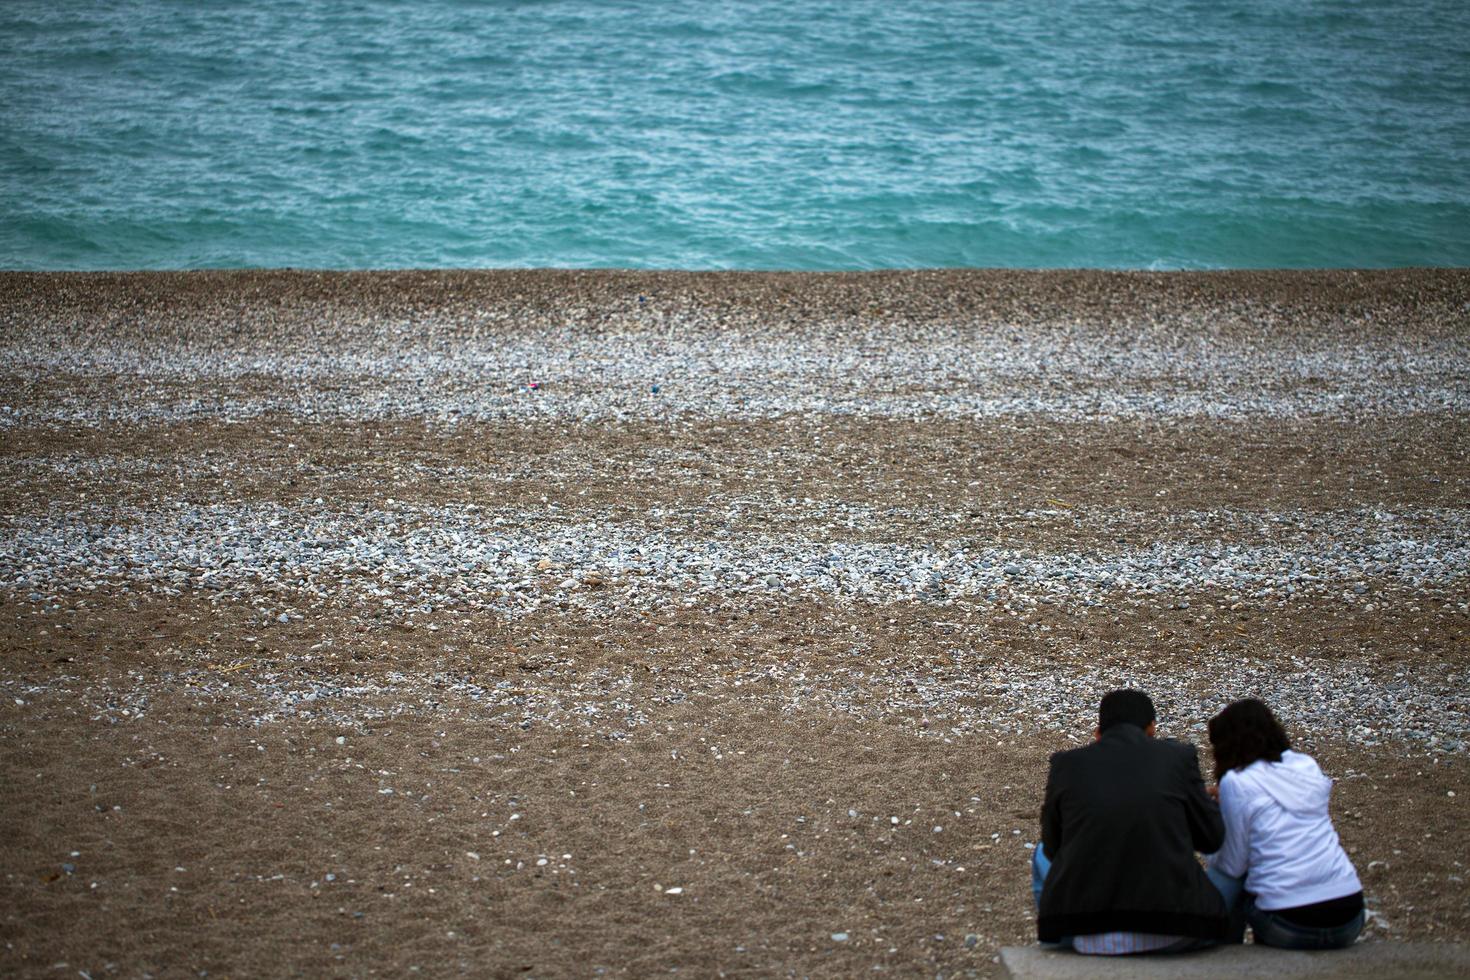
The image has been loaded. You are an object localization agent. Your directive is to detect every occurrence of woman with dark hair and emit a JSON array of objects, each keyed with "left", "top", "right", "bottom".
[{"left": 1205, "top": 698, "right": 1365, "bottom": 949}]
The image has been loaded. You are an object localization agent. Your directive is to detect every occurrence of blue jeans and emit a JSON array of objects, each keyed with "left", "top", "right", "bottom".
[
  {"left": 1030, "top": 845, "right": 1048, "bottom": 909},
  {"left": 1206, "top": 868, "right": 1363, "bottom": 950}
]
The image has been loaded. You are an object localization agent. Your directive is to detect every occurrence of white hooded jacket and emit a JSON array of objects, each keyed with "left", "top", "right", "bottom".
[{"left": 1208, "top": 750, "right": 1362, "bottom": 911}]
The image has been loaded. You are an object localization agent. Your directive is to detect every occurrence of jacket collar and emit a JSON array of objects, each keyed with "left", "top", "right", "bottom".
[{"left": 1099, "top": 723, "right": 1150, "bottom": 744}]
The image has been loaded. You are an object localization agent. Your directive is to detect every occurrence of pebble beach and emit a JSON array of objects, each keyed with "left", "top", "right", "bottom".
[{"left": 2, "top": 269, "right": 1467, "bottom": 977}]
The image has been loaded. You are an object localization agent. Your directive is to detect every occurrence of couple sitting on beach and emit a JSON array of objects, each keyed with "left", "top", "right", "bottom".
[{"left": 1032, "top": 690, "right": 1364, "bottom": 955}]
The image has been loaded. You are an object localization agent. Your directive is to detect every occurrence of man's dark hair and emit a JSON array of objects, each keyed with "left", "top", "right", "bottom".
[
  {"left": 1207, "top": 698, "right": 1290, "bottom": 782},
  {"left": 1098, "top": 689, "right": 1156, "bottom": 733}
]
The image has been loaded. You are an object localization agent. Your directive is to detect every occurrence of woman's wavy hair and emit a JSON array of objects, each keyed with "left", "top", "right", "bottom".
[{"left": 1207, "top": 698, "right": 1291, "bottom": 783}]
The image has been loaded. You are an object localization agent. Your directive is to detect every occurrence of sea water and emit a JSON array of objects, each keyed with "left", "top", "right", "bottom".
[{"left": 2, "top": 0, "right": 1468, "bottom": 271}]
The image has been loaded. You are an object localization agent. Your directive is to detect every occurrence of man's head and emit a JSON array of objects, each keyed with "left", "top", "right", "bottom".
[{"left": 1097, "top": 689, "right": 1157, "bottom": 736}]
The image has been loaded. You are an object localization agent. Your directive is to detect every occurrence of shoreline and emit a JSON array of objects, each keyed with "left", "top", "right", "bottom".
[
  {"left": 5, "top": 265, "right": 1468, "bottom": 305},
  {"left": 3, "top": 266, "right": 1466, "bottom": 431}
]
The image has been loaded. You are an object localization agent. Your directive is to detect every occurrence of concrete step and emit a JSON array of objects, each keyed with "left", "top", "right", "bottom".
[{"left": 1000, "top": 942, "right": 1470, "bottom": 979}]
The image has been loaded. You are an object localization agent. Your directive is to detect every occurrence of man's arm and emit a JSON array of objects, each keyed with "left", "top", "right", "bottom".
[
  {"left": 1180, "top": 743, "right": 1225, "bottom": 853},
  {"left": 1040, "top": 753, "right": 1065, "bottom": 859}
]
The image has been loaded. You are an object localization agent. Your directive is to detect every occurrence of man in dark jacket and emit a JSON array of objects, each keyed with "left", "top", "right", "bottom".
[{"left": 1033, "top": 689, "right": 1228, "bottom": 954}]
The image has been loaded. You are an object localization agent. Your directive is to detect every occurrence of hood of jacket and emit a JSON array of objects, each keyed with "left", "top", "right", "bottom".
[{"left": 1236, "top": 749, "right": 1332, "bottom": 815}]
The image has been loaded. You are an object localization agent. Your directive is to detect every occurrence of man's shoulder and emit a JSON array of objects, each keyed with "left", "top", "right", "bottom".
[
  {"left": 1046, "top": 740, "right": 1114, "bottom": 778},
  {"left": 1047, "top": 741, "right": 1095, "bottom": 767},
  {"left": 1138, "top": 737, "right": 1203, "bottom": 773},
  {"left": 1154, "top": 736, "right": 1201, "bottom": 759},
  {"left": 1050, "top": 735, "right": 1200, "bottom": 768}
]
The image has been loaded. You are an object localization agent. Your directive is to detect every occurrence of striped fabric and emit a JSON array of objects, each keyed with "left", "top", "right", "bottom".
[{"left": 1071, "top": 932, "right": 1186, "bottom": 955}]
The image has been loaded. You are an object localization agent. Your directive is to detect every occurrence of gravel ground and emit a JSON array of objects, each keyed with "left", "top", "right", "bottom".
[{"left": 1, "top": 269, "right": 1466, "bottom": 978}]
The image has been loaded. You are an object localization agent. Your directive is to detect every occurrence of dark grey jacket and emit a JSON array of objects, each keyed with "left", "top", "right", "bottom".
[{"left": 1038, "top": 724, "right": 1228, "bottom": 942}]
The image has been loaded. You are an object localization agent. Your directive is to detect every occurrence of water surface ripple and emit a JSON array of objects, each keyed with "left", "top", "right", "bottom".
[{"left": 3, "top": 0, "right": 1468, "bottom": 269}]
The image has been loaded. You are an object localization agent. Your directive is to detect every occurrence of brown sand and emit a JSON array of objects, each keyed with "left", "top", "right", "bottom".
[{"left": 1, "top": 269, "right": 1467, "bottom": 978}]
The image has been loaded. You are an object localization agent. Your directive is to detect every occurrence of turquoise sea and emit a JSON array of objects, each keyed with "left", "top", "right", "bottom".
[{"left": 3, "top": 0, "right": 1468, "bottom": 271}]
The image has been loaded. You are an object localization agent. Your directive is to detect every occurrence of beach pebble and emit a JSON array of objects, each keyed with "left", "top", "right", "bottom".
[{"left": 1, "top": 277, "right": 1465, "bottom": 756}]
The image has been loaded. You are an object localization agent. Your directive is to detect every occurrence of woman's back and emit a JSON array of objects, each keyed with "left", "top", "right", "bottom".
[{"left": 1214, "top": 750, "right": 1361, "bottom": 911}]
